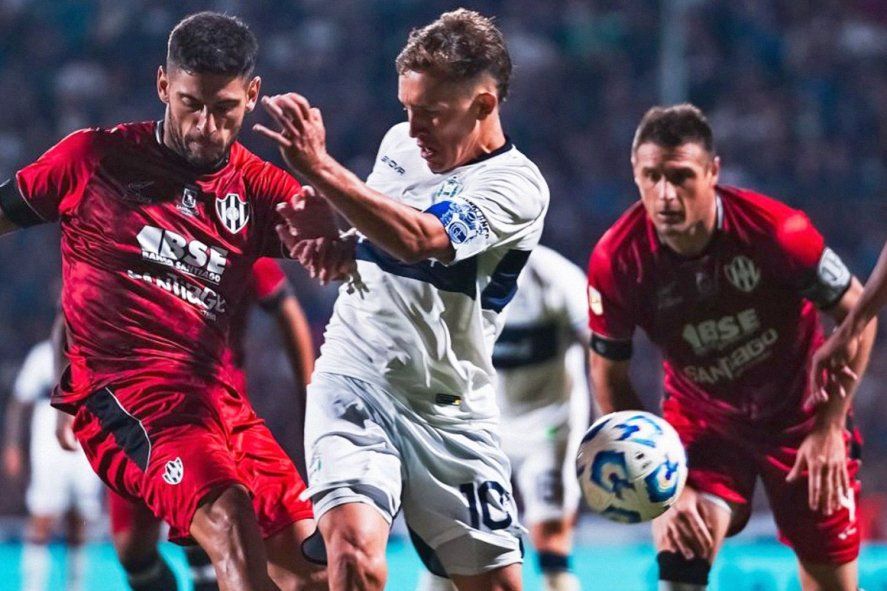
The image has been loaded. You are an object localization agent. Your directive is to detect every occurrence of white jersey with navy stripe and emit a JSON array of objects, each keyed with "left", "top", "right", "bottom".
[
  {"left": 314, "top": 122, "right": 549, "bottom": 425},
  {"left": 492, "top": 246, "right": 590, "bottom": 425}
]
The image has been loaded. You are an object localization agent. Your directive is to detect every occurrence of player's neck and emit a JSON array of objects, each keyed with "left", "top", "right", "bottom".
[{"left": 460, "top": 119, "right": 507, "bottom": 167}]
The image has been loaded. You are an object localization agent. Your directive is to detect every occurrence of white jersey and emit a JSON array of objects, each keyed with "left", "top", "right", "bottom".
[
  {"left": 315, "top": 122, "right": 549, "bottom": 425},
  {"left": 14, "top": 340, "right": 55, "bottom": 406},
  {"left": 492, "top": 246, "right": 590, "bottom": 427}
]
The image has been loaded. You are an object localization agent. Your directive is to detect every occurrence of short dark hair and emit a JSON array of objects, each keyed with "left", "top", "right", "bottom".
[
  {"left": 632, "top": 104, "right": 715, "bottom": 155},
  {"left": 396, "top": 9, "right": 512, "bottom": 101},
  {"left": 167, "top": 12, "right": 258, "bottom": 78}
]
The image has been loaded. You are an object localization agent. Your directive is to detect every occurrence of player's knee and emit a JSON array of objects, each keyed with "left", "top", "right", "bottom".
[
  {"left": 113, "top": 530, "right": 158, "bottom": 573},
  {"left": 329, "top": 533, "right": 386, "bottom": 588},
  {"left": 657, "top": 551, "right": 710, "bottom": 590}
]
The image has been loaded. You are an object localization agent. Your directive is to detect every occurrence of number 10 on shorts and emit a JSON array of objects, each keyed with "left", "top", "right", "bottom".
[{"left": 459, "top": 481, "right": 514, "bottom": 530}]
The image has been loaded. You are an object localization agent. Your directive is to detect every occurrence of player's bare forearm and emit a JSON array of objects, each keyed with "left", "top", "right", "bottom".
[
  {"left": 303, "top": 156, "right": 453, "bottom": 264},
  {"left": 275, "top": 295, "right": 315, "bottom": 388},
  {"left": 844, "top": 243, "right": 887, "bottom": 338},
  {"left": 590, "top": 352, "right": 644, "bottom": 414},
  {"left": 2, "top": 398, "right": 26, "bottom": 449}
]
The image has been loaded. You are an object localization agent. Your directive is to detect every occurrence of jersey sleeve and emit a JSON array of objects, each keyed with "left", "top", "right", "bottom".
[
  {"left": 245, "top": 161, "right": 304, "bottom": 258},
  {"left": 4, "top": 129, "right": 97, "bottom": 226},
  {"left": 12, "top": 342, "right": 53, "bottom": 403},
  {"left": 250, "top": 258, "right": 291, "bottom": 310},
  {"left": 774, "top": 211, "right": 851, "bottom": 309},
  {"left": 586, "top": 243, "right": 636, "bottom": 360},
  {"left": 425, "top": 166, "right": 549, "bottom": 264}
]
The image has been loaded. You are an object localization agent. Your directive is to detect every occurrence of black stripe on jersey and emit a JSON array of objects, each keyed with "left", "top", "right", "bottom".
[
  {"left": 493, "top": 322, "right": 559, "bottom": 368},
  {"left": 480, "top": 249, "right": 531, "bottom": 312},
  {"left": 356, "top": 240, "right": 477, "bottom": 297},
  {"left": 0, "top": 179, "right": 43, "bottom": 227},
  {"left": 85, "top": 387, "right": 152, "bottom": 471},
  {"left": 590, "top": 333, "right": 633, "bottom": 361}
]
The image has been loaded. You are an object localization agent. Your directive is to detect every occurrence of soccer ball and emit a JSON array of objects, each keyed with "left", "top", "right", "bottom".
[{"left": 576, "top": 411, "right": 687, "bottom": 523}]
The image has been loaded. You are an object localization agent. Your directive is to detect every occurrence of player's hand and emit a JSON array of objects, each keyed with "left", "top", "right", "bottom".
[
  {"left": 786, "top": 424, "right": 850, "bottom": 516},
  {"left": 2, "top": 445, "right": 22, "bottom": 478},
  {"left": 806, "top": 323, "right": 859, "bottom": 409},
  {"left": 276, "top": 185, "right": 339, "bottom": 241},
  {"left": 253, "top": 93, "right": 328, "bottom": 175},
  {"left": 652, "top": 486, "right": 715, "bottom": 560},
  {"left": 280, "top": 234, "right": 358, "bottom": 286},
  {"left": 55, "top": 410, "right": 78, "bottom": 452}
]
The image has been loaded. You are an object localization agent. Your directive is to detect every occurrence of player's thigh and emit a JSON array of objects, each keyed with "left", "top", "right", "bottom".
[
  {"left": 265, "top": 518, "right": 328, "bottom": 591},
  {"left": 303, "top": 373, "right": 404, "bottom": 524},
  {"left": 400, "top": 419, "right": 522, "bottom": 578},
  {"left": 451, "top": 562, "right": 522, "bottom": 591},
  {"left": 107, "top": 490, "right": 161, "bottom": 563},
  {"left": 798, "top": 558, "right": 858, "bottom": 591},
  {"left": 759, "top": 433, "right": 862, "bottom": 569},
  {"left": 226, "top": 406, "right": 315, "bottom": 540}
]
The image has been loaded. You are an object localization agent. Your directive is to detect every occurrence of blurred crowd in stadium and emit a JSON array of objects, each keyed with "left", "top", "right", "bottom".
[{"left": 0, "top": 0, "right": 885, "bottom": 535}]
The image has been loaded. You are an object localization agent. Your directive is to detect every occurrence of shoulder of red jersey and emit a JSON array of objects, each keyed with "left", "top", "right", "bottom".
[
  {"left": 233, "top": 144, "right": 302, "bottom": 200},
  {"left": 718, "top": 185, "right": 823, "bottom": 268}
]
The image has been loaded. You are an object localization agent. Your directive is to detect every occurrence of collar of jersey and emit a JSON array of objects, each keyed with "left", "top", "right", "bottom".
[
  {"left": 154, "top": 120, "right": 231, "bottom": 175},
  {"left": 459, "top": 136, "right": 514, "bottom": 168}
]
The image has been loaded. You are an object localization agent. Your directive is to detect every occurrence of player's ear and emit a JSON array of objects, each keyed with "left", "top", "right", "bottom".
[
  {"left": 709, "top": 155, "right": 721, "bottom": 183},
  {"left": 245, "top": 76, "right": 261, "bottom": 113},
  {"left": 157, "top": 66, "right": 170, "bottom": 104},
  {"left": 475, "top": 92, "right": 497, "bottom": 120}
]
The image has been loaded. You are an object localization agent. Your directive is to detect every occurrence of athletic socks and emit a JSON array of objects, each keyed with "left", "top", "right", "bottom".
[
  {"left": 185, "top": 545, "right": 219, "bottom": 591},
  {"left": 21, "top": 542, "right": 50, "bottom": 591},
  {"left": 124, "top": 552, "right": 178, "bottom": 591},
  {"left": 538, "top": 551, "right": 581, "bottom": 591}
]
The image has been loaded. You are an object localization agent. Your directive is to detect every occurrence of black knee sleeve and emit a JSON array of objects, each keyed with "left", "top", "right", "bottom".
[
  {"left": 657, "top": 551, "right": 710, "bottom": 586},
  {"left": 185, "top": 546, "right": 218, "bottom": 591},
  {"left": 125, "top": 552, "right": 178, "bottom": 591}
]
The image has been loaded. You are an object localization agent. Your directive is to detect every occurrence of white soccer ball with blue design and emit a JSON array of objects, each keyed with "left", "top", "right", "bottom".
[{"left": 576, "top": 411, "right": 687, "bottom": 523}]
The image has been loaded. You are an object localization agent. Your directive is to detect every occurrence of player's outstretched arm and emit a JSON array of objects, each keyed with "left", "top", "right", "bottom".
[
  {"left": 810, "top": 242, "right": 887, "bottom": 401},
  {"left": 1, "top": 397, "right": 27, "bottom": 478},
  {"left": 255, "top": 93, "right": 454, "bottom": 264},
  {"left": 589, "top": 352, "right": 645, "bottom": 414}
]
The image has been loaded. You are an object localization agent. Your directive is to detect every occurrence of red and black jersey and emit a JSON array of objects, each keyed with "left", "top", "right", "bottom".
[
  {"left": 587, "top": 186, "right": 852, "bottom": 423},
  {"left": 4, "top": 121, "right": 301, "bottom": 411}
]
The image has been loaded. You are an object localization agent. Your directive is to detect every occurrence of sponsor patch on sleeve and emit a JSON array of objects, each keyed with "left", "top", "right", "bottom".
[{"left": 426, "top": 196, "right": 491, "bottom": 254}]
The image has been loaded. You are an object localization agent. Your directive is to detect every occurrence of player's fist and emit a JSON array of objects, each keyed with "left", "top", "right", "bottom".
[
  {"left": 254, "top": 93, "right": 328, "bottom": 175},
  {"left": 276, "top": 186, "right": 339, "bottom": 242},
  {"left": 55, "top": 410, "right": 78, "bottom": 452}
]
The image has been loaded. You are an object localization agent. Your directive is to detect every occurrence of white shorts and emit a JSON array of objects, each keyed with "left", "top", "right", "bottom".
[
  {"left": 27, "top": 404, "right": 102, "bottom": 519},
  {"left": 304, "top": 372, "right": 524, "bottom": 576},
  {"left": 499, "top": 405, "right": 585, "bottom": 526}
]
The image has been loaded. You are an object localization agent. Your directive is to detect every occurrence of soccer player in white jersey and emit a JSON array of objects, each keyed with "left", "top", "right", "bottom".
[
  {"left": 418, "top": 245, "right": 590, "bottom": 591},
  {"left": 255, "top": 9, "right": 549, "bottom": 591},
  {"left": 2, "top": 339, "right": 102, "bottom": 591}
]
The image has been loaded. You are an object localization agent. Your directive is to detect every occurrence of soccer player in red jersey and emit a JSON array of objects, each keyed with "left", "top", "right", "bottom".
[
  {"left": 586, "top": 104, "right": 877, "bottom": 591},
  {"left": 101, "top": 258, "right": 316, "bottom": 591},
  {"left": 0, "top": 12, "right": 334, "bottom": 591}
]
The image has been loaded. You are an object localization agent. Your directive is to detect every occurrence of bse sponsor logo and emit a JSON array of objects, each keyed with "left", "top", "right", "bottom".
[
  {"left": 682, "top": 308, "right": 762, "bottom": 355},
  {"left": 724, "top": 255, "right": 761, "bottom": 293},
  {"left": 137, "top": 226, "right": 228, "bottom": 284},
  {"left": 215, "top": 192, "right": 250, "bottom": 234},
  {"left": 683, "top": 328, "right": 778, "bottom": 385},
  {"left": 128, "top": 270, "right": 227, "bottom": 320},
  {"left": 162, "top": 457, "right": 184, "bottom": 485}
]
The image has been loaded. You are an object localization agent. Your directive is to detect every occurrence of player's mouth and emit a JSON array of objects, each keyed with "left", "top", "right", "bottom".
[{"left": 657, "top": 211, "right": 684, "bottom": 224}]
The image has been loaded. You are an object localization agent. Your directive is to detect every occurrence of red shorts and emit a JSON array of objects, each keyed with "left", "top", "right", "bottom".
[
  {"left": 73, "top": 376, "right": 313, "bottom": 544},
  {"left": 663, "top": 398, "right": 861, "bottom": 565}
]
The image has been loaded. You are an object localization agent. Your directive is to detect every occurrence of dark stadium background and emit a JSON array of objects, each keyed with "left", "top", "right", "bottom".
[{"left": 0, "top": 0, "right": 884, "bottom": 547}]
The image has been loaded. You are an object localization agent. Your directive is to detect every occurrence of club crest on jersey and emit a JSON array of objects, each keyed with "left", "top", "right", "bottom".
[
  {"left": 162, "top": 457, "right": 184, "bottom": 485},
  {"left": 177, "top": 187, "right": 199, "bottom": 217},
  {"left": 724, "top": 255, "right": 761, "bottom": 293},
  {"left": 215, "top": 192, "right": 250, "bottom": 234},
  {"left": 433, "top": 176, "right": 464, "bottom": 200}
]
